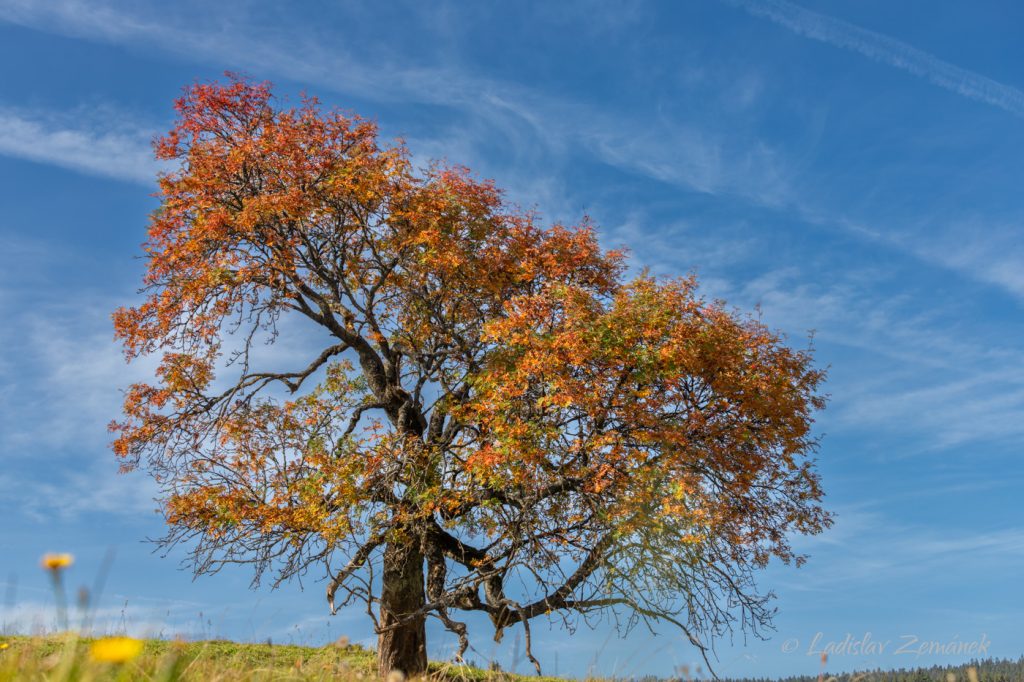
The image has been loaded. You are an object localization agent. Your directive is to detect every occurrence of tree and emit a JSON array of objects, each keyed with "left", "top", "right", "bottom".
[{"left": 112, "top": 76, "right": 832, "bottom": 678}]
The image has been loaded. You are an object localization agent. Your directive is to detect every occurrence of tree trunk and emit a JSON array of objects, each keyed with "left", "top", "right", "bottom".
[{"left": 378, "top": 539, "right": 427, "bottom": 678}]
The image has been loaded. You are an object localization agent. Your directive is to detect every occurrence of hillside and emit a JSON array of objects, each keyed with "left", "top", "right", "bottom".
[
  {"left": 3, "top": 634, "right": 1023, "bottom": 681},
  {"left": 0, "top": 634, "right": 561, "bottom": 681}
]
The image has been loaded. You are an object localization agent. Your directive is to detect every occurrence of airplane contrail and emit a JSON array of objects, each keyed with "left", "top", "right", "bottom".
[{"left": 727, "top": 0, "right": 1024, "bottom": 119}]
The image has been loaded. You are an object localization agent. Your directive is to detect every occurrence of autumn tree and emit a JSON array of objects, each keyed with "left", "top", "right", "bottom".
[{"left": 112, "top": 76, "right": 832, "bottom": 678}]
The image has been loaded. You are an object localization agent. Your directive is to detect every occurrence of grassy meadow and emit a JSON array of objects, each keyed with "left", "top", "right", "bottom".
[
  {"left": 1, "top": 633, "right": 1020, "bottom": 681},
  {"left": 5, "top": 556, "right": 1021, "bottom": 681},
  {"left": 0, "top": 633, "right": 570, "bottom": 682}
]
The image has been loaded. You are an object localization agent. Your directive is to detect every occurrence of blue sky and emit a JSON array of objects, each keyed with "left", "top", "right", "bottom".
[{"left": 1, "top": 0, "right": 1023, "bottom": 678}]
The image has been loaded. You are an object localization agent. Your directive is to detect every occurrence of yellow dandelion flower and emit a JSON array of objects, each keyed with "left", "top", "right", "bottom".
[
  {"left": 40, "top": 553, "right": 74, "bottom": 571},
  {"left": 89, "top": 637, "right": 143, "bottom": 663},
  {"left": 0, "top": 642, "right": 9, "bottom": 650}
]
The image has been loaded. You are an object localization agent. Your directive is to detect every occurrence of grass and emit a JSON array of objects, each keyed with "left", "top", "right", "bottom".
[
  {"left": 0, "top": 633, "right": 566, "bottom": 682},
  {"left": 11, "top": 556, "right": 567, "bottom": 681}
]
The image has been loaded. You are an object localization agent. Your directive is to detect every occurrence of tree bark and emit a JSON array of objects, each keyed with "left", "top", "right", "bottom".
[{"left": 377, "top": 538, "right": 428, "bottom": 678}]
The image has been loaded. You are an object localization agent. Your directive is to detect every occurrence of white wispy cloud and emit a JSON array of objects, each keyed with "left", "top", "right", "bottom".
[
  {"left": 832, "top": 367, "right": 1024, "bottom": 452},
  {"left": 585, "top": 124, "right": 792, "bottom": 204},
  {"left": 0, "top": 0, "right": 793, "bottom": 211},
  {"left": 906, "top": 219, "right": 1024, "bottom": 301},
  {"left": 0, "top": 106, "right": 161, "bottom": 183},
  {"left": 2, "top": 0, "right": 1020, "bottom": 463},
  {"left": 804, "top": 525, "right": 1024, "bottom": 588},
  {"left": 0, "top": 282, "right": 162, "bottom": 520},
  {"left": 659, "top": 258, "right": 1024, "bottom": 454},
  {"left": 3, "top": 0, "right": 1018, "bottom": 307},
  {"left": 0, "top": 290, "right": 152, "bottom": 454},
  {"left": 778, "top": 500, "right": 1024, "bottom": 601},
  {"left": 800, "top": 208, "right": 1024, "bottom": 306},
  {"left": 0, "top": 464, "right": 158, "bottom": 522},
  {"left": 728, "top": 0, "right": 1024, "bottom": 118},
  {"left": 0, "top": 0, "right": 515, "bottom": 115}
]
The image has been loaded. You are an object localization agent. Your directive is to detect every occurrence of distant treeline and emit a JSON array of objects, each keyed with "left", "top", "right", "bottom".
[{"left": 631, "top": 656, "right": 1024, "bottom": 682}]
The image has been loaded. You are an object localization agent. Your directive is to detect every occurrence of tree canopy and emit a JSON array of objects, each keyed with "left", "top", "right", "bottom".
[{"left": 112, "top": 75, "right": 832, "bottom": 677}]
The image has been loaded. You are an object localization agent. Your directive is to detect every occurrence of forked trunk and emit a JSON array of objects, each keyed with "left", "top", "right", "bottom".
[{"left": 377, "top": 539, "right": 428, "bottom": 678}]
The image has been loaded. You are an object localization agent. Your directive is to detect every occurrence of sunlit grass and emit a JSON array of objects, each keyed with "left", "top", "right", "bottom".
[
  {"left": 0, "top": 634, "right": 573, "bottom": 681},
  {"left": 4, "top": 552, "right": 1002, "bottom": 681},
  {"left": 0, "top": 633, "right": 375, "bottom": 681},
  {"left": 3, "top": 552, "right": 570, "bottom": 681}
]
